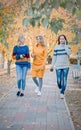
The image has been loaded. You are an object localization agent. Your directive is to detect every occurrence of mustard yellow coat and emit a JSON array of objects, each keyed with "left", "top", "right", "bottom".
[{"left": 31, "top": 43, "right": 47, "bottom": 78}]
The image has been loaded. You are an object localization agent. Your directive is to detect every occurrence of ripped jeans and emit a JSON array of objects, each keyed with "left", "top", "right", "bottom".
[
  {"left": 56, "top": 68, "right": 69, "bottom": 94},
  {"left": 16, "top": 65, "right": 28, "bottom": 90}
]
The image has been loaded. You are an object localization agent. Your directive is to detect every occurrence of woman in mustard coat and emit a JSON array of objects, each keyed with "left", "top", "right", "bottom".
[{"left": 31, "top": 35, "right": 47, "bottom": 96}]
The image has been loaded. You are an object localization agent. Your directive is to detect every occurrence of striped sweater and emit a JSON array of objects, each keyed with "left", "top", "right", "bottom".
[
  {"left": 51, "top": 44, "right": 71, "bottom": 69},
  {"left": 12, "top": 45, "right": 31, "bottom": 68}
]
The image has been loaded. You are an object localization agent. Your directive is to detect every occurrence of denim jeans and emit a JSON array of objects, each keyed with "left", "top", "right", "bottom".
[
  {"left": 56, "top": 68, "right": 69, "bottom": 94},
  {"left": 32, "top": 77, "right": 43, "bottom": 91},
  {"left": 16, "top": 65, "right": 28, "bottom": 90}
]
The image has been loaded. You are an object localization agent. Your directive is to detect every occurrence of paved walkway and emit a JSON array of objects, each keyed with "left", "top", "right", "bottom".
[{"left": 0, "top": 66, "right": 75, "bottom": 130}]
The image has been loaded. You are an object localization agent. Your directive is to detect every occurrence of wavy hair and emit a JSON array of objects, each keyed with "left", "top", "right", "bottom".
[
  {"left": 36, "top": 35, "right": 46, "bottom": 46},
  {"left": 57, "top": 34, "right": 68, "bottom": 45}
]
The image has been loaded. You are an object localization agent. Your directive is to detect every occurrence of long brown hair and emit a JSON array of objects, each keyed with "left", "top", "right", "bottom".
[{"left": 57, "top": 34, "right": 68, "bottom": 45}]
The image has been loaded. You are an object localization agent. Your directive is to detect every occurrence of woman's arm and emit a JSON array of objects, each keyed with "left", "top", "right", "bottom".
[
  {"left": 50, "top": 46, "right": 57, "bottom": 69},
  {"left": 65, "top": 45, "right": 72, "bottom": 56}
]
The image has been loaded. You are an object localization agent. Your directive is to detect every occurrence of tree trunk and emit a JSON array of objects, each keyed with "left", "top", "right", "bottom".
[
  {"left": 7, "top": 60, "right": 12, "bottom": 75},
  {"left": 2, "top": 50, "right": 5, "bottom": 68}
]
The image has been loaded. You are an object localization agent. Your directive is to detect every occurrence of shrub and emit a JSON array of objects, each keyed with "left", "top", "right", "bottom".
[
  {"left": 69, "top": 58, "right": 81, "bottom": 65},
  {"left": 47, "top": 55, "right": 52, "bottom": 64},
  {"left": 69, "top": 58, "right": 78, "bottom": 64}
]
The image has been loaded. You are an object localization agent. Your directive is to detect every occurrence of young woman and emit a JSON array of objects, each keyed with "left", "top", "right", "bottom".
[
  {"left": 31, "top": 35, "right": 47, "bottom": 96},
  {"left": 12, "top": 35, "right": 31, "bottom": 97},
  {"left": 50, "top": 34, "right": 71, "bottom": 99}
]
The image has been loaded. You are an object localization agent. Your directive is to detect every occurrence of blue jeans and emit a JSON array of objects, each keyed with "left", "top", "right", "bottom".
[
  {"left": 56, "top": 68, "right": 69, "bottom": 94},
  {"left": 32, "top": 77, "right": 43, "bottom": 91},
  {"left": 16, "top": 65, "right": 28, "bottom": 90}
]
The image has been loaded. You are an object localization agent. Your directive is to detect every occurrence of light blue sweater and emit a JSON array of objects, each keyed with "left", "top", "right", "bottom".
[{"left": 51, "top": 44, "right": 71, "bottom": 69}]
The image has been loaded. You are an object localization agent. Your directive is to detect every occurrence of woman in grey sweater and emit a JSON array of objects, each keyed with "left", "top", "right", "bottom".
[{"left": 50, "top": 34, "right": 71, "bottom": 99}]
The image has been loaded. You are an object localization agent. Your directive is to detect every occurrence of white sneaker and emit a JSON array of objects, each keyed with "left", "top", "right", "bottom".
[
  {"left": 35, "top": 87, "right": 39, "bottom": 93},
  {"left": 60, "top": 94, "right": 64, "bottom": 99},
  {"left": 37, "top": 91, "right": 41, "bottom": 96}
]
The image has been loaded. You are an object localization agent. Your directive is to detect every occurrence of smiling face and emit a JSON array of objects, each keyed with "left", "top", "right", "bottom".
[
  {"left": 58, "top": 35, "right": 67, "bottom": 45},
  {"left": 36, "top": 36, "right": 43, "bottom": 43},
  {"left": 36, "top": 36, "right": 41, "bottom": 43},
  {"left": 18, "top": 35, "right": 25, "bottom": 45},
  {"left": 36, "top": 35, "right": 45, "bottom": 46},
  {"left": 19, "top": 38, "right": 25, "bottom": 44},
  {"left": 59, "top": 35, "right": 66, "bottom": 44}
]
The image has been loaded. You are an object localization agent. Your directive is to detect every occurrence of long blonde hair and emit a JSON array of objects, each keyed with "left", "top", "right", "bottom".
[{"left": 36, "top": 35, "right": 46, "bottom": 46}]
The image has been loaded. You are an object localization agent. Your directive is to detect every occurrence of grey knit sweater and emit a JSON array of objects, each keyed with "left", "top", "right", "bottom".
[{"left": 51, "top": 44, "right": 71, "bottom": 69}]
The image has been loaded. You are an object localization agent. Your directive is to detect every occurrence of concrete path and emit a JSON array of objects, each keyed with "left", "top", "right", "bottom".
[{"left": 0, "top": 66, "right": 75, "bottom": 130}]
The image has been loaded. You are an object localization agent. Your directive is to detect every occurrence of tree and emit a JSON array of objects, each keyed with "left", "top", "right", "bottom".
[
  {"left": 0, "top": 2, "right": 14, "bottom": 73},
  {"left": 21, "top": 0, "right": 81, "bottom": 45},
  {"left": 0, "top": 0, "right": 81, "bottom": 73},
  {"left": 1, "top": 0, "right": 81, "bottom": 43}
]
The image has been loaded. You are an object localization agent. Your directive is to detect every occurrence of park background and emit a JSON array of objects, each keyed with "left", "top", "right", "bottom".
[
  {"left": 0, "top": 0, "right": 81, "bottom": 74},
  {"left": 0, "top": 1, "right": 81, "bottom": 130}
]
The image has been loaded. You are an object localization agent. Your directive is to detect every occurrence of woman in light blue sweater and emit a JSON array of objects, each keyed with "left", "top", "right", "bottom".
[{"left": 50, "top": 34, "right": 71, "bottom": 99}]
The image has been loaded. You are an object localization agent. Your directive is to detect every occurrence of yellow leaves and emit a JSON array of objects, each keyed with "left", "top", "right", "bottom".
[
  {"left": 3, "top": 8, "right": 10, "bottom": 13},
  {"left": 0, "top": 0, "right": 17, "bottom": 7},
  {"left": 71, "top": 45, "right": 78, "bottom": 54},
  {"left": 0, "top": 0, "right": 81, "bottom": 60},
  {"left": 0, "top": 17, "right": 3, "bottom": 23},
  {"left": 50, "top": 7, "right": 69, "bottom": 20},
  {"left": 50, "top": 9, "right": 59, "bottom": 19}
]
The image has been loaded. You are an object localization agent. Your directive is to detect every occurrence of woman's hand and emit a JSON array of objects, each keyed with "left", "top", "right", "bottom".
[
  {"left": 50, "top": 67, "right": 54, "bottom": 72},
  {"left": 31, "top": 54, "right": 36, "bottom": 58},
  {"left": 40, "top": 66, "right": 44, "bottom": 71},
  {"left": 20, "top": 54, "right": 25, "bottom": 59}
]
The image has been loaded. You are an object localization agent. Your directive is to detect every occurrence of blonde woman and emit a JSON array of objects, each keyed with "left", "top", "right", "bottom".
[
  {"left": 31, "top": 35, "right": 47, "bottom": 96},
  {"left": 12, "top": 35, "right": 31, "bottom": 97}
]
